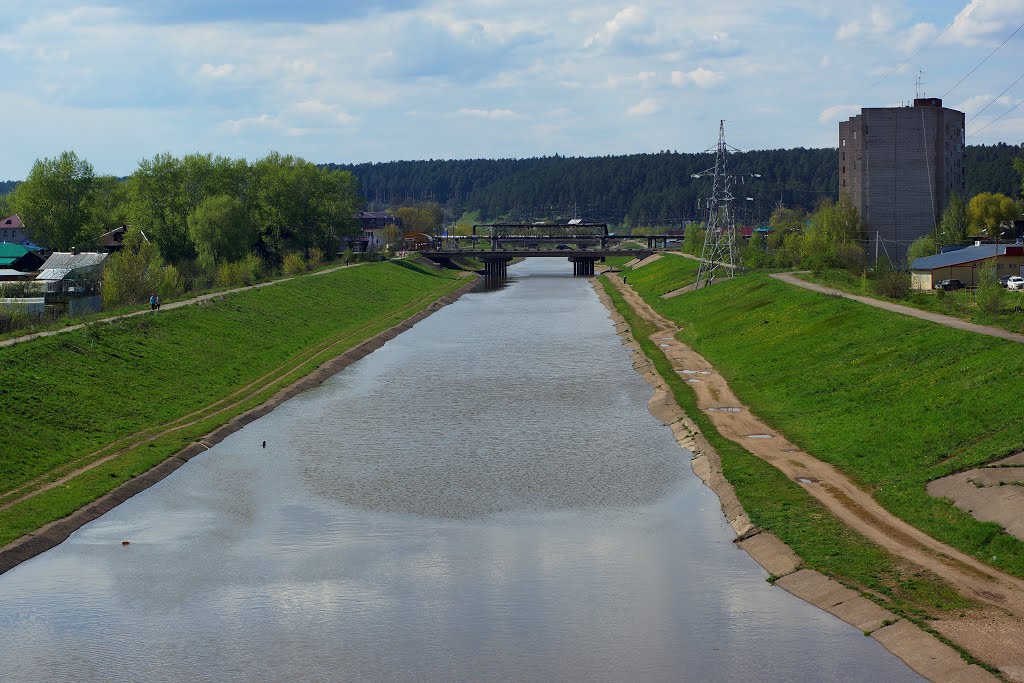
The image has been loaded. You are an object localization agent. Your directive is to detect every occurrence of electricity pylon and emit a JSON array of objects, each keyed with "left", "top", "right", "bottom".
[{"left": 692, "top": 120, "right": 760, "bottom": 289}]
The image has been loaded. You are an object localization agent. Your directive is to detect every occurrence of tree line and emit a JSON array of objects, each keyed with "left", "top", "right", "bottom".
[
  {"left": 328, "top": 144, "right": 1022, "bottom": 226},
  {"left": 3, "top": 150, "right": 361, "bottom": 306}
]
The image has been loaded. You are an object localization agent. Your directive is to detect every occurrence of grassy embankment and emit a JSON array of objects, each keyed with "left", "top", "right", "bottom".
[
  {"left": 0, "top": 260, "right": 470, "bottom": 546},
  {"left": 801, "top": 268, "right": 1024, "bottom": 335},
  {"left": 611, "top": 256, "right": 1024, "bottom": 581}
]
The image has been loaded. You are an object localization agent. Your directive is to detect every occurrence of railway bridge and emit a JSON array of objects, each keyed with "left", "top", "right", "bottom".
[{"left": 423, "top": 223, "right": 680, "bottom": 279}]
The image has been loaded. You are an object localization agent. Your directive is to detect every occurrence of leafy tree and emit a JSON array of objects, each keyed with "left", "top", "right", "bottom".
[
  {"left": 767, "top": 205, "right": 806, "bottom": 233},
  {"left": 101, "top": 226, "right": 183, "bottom": 306},
  {"left": 906, "top": 234, "right": 938, "bottom": 266},
  {"left": 682, "top": 221, "right": 704, "bottom": 255},
  {"left": 188, "top": 194, "right": 257, "bottom": 264},
  {"left": 11, "top": 151, "right": 96, "bottom": 250},
  {"left": 0, "top": 192, "right": 11, "bottom": 217},
  {"left": 937, "top": 193, "right": 969, "bottom": 245},
  {"left": 382, "top": 224, "right": 403, "bottom": 250},
  {"left": 128, "top": 153, "right": 193, "bottom": 263},
  {"left": 968, "top": 192, "right": 1019, "bottom": 238},
  {"left": 1015, "top": 155, "right": 1024, "bottom": 199},
  {"left": 801, "top": 194, "right": 863, "bottom": 266}
]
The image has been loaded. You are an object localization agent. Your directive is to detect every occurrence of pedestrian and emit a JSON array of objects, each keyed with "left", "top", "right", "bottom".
[
  {"left": 155, "top": 294, "right": 161, "bottom": 311},
  {"left": 149, "top": 294, "right": 157, "bottom": 311},
  {"left": 622, "top": 274, "right": 627, "bottom": 284}
]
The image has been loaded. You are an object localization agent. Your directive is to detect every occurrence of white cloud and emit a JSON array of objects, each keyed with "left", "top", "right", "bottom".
[
  {"left": 607, "top": 71, "right": 657, "bottom": 88},
  {"left": 836, "top": 20, "right": 861, "bottom": 40},
  {"left": 584, "top": 5, "right": 657, "bottom": 53},
  {"left": 626, "top": 98, "right": 660, "bottom": 116},
  {"left": 670, "top": 67, "right": 724, "bottom": 88},
  {"left": 197, "top": 63, "right": 235, "bottom": 79},
  {"left": 945, "top": 0, "right": 1024, "bottom": 46},
  {"left": 457, "top": 107, "right": 525, "bottom": 120},
  {"left": 818, "top": 104, "right": 861, "bottom": 124}
]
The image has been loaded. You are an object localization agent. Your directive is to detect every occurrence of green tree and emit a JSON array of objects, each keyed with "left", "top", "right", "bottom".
[
  {"left": 767, "top": 205, "right": 806, "bottom": 233},
  {"left": 188, "top": 194, "right": 257, "bottom": 264},
  {"left": 801, "top": 194, "right": 863, "bottom": 266},
  {"left": 1014, "top": 156, "right": 1024, "bottom": 199},
  {"left": 11, "top": 151, "right": 96, "bottom": 250},
  {"left": 937, "top": 193, "right": 968, "bottom": 245},
  {"left": 906, "top": 234, "right": 938, "bottom": 266},
  {"left": 968, "top": 192, "right": 1019, "bottom": 238},
  {"left": 101, "top": 227, "right": 183, "bottom": 306},
  {"left": 129, "top": 153, "right": 192, "bottom": 263},
  {"left": 87, "top": 175, "right": 130, "bottom": 240}
]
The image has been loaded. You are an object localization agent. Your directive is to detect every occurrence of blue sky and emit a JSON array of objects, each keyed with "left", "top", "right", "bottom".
[{"left": 1, "top": 0, "right": 1022, "bottom": 178}]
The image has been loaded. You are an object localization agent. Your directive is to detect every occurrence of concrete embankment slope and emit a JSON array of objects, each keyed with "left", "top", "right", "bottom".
[
  {"left": 603, "top": 256, "right": 1024, "bottom": 680},
  {"left": 0, "top": 261, "right": 478, "bottom": 572}
]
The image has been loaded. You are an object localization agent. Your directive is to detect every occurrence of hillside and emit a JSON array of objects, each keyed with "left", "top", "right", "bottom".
[{"left": 330, "top": 144, "right": 1022, "bottom": 226}]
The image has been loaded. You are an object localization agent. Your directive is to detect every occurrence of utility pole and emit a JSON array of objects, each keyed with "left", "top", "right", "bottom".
[{"left": 692, "top": 120, "right": 761, "bottom": 288}]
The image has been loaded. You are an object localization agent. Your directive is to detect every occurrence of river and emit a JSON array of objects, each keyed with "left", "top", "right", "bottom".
[{"left": 0, "top": 258, "right": 920, "bottom": 681}]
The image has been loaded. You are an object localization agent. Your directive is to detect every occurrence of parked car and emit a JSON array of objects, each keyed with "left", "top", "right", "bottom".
[
  {"left": 999, "top": 275, "right": 1012, "bottom": 288},
  {"left": 934, "top": 279, "right": 965, "bottom": 291},
  {"left": 1007, "top": 276, "right": 1024, "bottom": 291}
]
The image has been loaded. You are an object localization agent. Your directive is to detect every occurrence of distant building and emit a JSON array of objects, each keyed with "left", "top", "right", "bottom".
[
  {"left": 0, "top": 243, "right": 46, "bottom": 273},
  {"left": 36, "top": 251, "right": 108, "bottom": 294},
  {"left": 348, "top": 211, "right": 403, "bottom": 252},
  {"left": 0, "top": 214, "right": 30, "bottom": 245},
  {"left": 98, "top": 224, "right": 128, "bottom": 253},
  {"left": 909, "top": 242, "right": 1024, "bottom": 289},
  {"left": 839, "top": 98, "right": 965, "bottom": 264}
]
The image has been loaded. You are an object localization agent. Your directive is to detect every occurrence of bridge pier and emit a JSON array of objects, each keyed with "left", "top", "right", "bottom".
[
  {"left": 482, "top": 257, "right": 513, "bottom": 283},
  {"left": 569, "top": 256, "right": 599, "bottom": 277}
]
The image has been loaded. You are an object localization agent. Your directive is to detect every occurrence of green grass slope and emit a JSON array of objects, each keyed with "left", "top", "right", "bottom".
[
  {"left": 0, "top": 262, "right": 465, "bottom": 543},
  {"left": 622, "top": 258, "right": 1024, "bottom": 578}
]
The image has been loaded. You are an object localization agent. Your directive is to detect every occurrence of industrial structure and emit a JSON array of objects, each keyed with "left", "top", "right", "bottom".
[{"left": 839, "top": 98, "right": 966, "bottom": 264}]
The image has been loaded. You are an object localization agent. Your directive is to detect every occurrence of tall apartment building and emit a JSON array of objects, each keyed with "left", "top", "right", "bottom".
[{"left": 839, "top": 98, "right": 965, "bottom": 263}]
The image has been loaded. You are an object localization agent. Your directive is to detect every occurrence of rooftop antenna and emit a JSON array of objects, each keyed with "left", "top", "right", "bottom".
[
  {"left": 691, "top": 120, "right": 761, "bottom": 288},
  {"left": 915, "top": 70, "right": 925, "bottom": 99}
]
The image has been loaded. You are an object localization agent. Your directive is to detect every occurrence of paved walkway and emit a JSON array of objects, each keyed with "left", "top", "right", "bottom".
[
  {"left": 771, "top": 271, "right": 1024, "bottom": 344},
  {"left": 1, "top": 262, "right": 363, "bottom": 349}
]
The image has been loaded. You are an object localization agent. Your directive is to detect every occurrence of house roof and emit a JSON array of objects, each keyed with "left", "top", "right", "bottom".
[
  {"left": 0, "top": 243, "right": 31, "bottom": 260},
  {"left": 0, "top": 269, "right": 30, "bottom": 278},
  {"left": 38, "top": 251, "right": 108, "bottom": 272},
  {"left": 911, "top": 243, "right": 1009, "bottom": 271},
  {"left": 1, "top": 214, "right": 24, "bottom": 229}
]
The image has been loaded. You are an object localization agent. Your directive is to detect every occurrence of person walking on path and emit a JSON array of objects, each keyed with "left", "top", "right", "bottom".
[
  {"left": 149, "top": 294, "right": 157, "bottom": 311},
  {"left": 155, "top": 294, "right": 161, "bottom": 311}
]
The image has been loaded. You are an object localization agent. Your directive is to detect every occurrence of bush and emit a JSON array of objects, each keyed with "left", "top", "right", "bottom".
[
  {"left": 975, "top": 260, "right": 1004, "bottom": 314},
  {"left": 215, "top": 254, "right": 264, "bottom": 288},
  {"left": 835, "top": 242, "right": 866, "bottom": 275},
  {"left": 282, "top": 252, "right": 307, "bottom": 276},
  {"left": 307, "top": 247, "right": 325, "bottom": 270},
  {"left": 873, "top": 259, "right": 911, "bottom": 299}
]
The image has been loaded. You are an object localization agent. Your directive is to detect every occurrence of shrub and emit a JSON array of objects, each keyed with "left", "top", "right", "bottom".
[
  {"left": 835, "top": 242, "right": 866, "bottom": 275},
  {"left": 975, "top": 260, "right": 1004, "bottom": 314},
  {"left": 282, "top": 252, "right": 307, "bottom": 276},
  {"left": 215, "top": 254, "right": 264, "bottom": 288},
  {"left": 874, "top": 259, "right": 911, "bottom": 299},
  {"left": 307, "top": 247, "right": 325, "bottom": 270}
]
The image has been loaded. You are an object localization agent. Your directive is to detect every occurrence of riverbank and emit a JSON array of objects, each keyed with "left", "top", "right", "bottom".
[
  {"left": 596, "top": 267, "right": 1024, "bottom": 680},
  {"left": 0, "top": 261, "right": 478, "bottom": 572}
]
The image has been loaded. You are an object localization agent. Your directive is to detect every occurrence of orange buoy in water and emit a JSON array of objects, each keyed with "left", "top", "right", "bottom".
[{"left": 121, "top": 541, "right": 130, "bottom": 546}]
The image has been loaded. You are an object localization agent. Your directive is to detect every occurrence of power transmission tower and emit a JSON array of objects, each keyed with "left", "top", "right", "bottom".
[{"left": 691, "top": 120, "right": 760, "bottom": 288}]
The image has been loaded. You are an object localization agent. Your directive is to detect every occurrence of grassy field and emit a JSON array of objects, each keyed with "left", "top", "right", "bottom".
[
  {"left": 616, "top": 257, "right": 1024, "bottom": 581},
  {"left": 0, "top": 261, "right": 469, "bottom": 545},
  {"left": 802, "top": 268, "right": 1024, "bottom": 335},
  {"left": 600, "top": 277, "right": 975, "bottom": 631}
]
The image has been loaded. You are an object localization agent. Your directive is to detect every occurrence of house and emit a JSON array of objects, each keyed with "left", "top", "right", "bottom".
[
  {"left": 346, "top": 211, "right": 403, "bottom": 252},
  {"left": 98, "top": 224, "right": 128, "bottom": 252},
  {"left": 910, "top": 243, "right": 1024, "bottom": 289},
  {"left": 36, "top": 251, "right": 108, "bottom": 294},
  {"left": 0, "top": 214, "right": 30, "bottom": 245},
  {"left": 0, "top": 243, "right": 46, "bottom": 273}
]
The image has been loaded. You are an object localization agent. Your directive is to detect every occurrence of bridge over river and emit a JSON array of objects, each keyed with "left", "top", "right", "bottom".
[{"left": 424, "top": 223, "right": 681, "bottom": 277}]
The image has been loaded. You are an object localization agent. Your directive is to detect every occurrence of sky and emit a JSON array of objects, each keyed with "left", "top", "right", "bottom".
[{"left": 1, "top": 0, "right": 1023, "bottom": 178}]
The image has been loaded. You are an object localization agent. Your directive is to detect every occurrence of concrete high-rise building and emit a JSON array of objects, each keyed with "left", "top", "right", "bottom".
[{"left": 839, "top": 98, "right": 965, "bottom": 263}]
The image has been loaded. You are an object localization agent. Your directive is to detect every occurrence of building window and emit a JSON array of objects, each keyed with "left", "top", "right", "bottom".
[
  {"left": 842, "top": 179, "right": 846, "bottom": 187},
  {"left": 853, "top": 131, "right": 857, "bottom": 140},
  {"left": 842, "top": 166, "right": 845, "bottom": 174},
  {"left": 842, "top": 139, "right": 846, "bottom": 147}
]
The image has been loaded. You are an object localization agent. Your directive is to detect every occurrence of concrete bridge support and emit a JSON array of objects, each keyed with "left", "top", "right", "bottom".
[
  {"left": 569, "top": 257, "right": 599, "bottom": 277},
  {"left": 482, "top": 257, "right": 513, "bottom": 282}
]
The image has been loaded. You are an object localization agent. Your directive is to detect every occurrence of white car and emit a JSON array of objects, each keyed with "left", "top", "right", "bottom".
[{"left": 1007, "top": 276, "right": 1024, "bottom": 291}]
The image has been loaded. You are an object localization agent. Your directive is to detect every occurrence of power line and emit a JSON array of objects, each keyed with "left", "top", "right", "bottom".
[
  {"left": 965, "top": 70, "right": 1024, "bottom": 125},
  {"left": 869, "top": 20, "right": 955, "bottom": 91},
  {"left": 942, "top": 20, "right": 1024, "bottom": 98},
  {"left": 969, "top": 98, "right": 1024, "bottom": 137}
]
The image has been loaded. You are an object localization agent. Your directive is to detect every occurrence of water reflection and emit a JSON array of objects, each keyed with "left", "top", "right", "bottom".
[{"left": 0, "top": 259, "right": 920, "bottom": 682}]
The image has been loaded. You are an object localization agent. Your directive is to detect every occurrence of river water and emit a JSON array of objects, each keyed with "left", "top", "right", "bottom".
[{"left": 0, "top": 259, "right": 920, "bottom": 681}]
